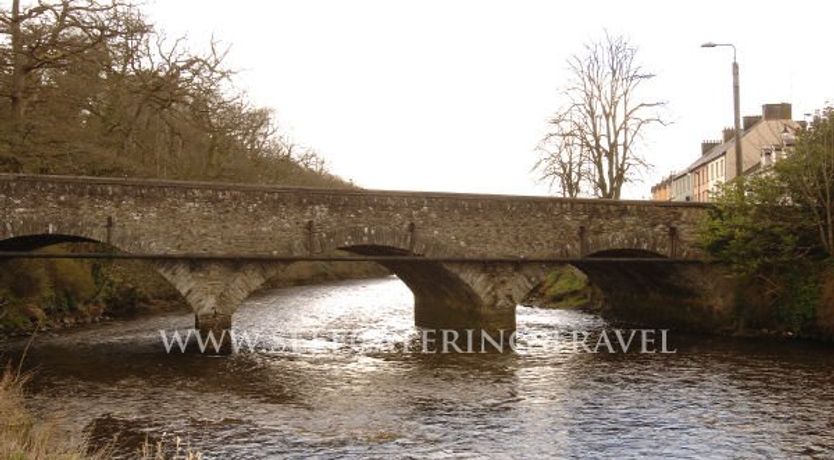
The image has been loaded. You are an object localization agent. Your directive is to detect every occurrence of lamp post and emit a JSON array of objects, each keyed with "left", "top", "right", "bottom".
[{"left": 701, "top": 42, "right": 743, "bottom": 182}]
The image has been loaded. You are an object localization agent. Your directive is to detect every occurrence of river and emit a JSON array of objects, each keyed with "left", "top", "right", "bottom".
[{"left": 3, "top": 276, "right": 834, "bottom": 458}]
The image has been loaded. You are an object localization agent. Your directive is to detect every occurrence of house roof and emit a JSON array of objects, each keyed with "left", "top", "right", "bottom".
[
  {"left": 684, "top": 118, "right": 799, "bottom": 172},
  {"left": 672, "top": 170, "right": 689, "bottom": 181},
  {"left": 686, "top": 137, "right": 731, "bottom": 171},
  {"left": 744, "top": 161, "right": 762, "bottom": 175}
]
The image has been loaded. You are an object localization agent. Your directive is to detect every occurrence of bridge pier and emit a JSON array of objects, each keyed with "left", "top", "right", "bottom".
[
  {"left": 374, "top": 261, "right": 552, "bottom": 349},
  {"left": 195, "top": 312, "right": 233, "bottom": 354},
  {"left": 154, "top": 260, "right": 287, "bottom": 354}
]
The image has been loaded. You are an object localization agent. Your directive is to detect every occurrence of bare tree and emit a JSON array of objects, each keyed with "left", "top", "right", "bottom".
[
  {"left": 536, "top": 33, "right": 666, "bottom": 199},
  {"left": 1, "top": 0, "right": 137, "bottom": 124},
  {"left": 0, "top": 0, "right": 349, "bottom": 188},
  {"left": 533, "top": 111, "right": 587, "bottom": 198},
  {"left": 292, "top": 147, "right": 328, "bottom": 174}
]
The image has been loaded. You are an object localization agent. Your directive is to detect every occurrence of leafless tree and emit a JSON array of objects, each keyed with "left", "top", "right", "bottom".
[
  {"left": 0, "top": 0, "right": 348, "bottom": 188},
  {"left": 536, "top": 33, "right": 666, "bottom": 199},
  {"left": 292, "top": 147, "right": 328, "bottom": 174},
  {"left": 533, "top": 111, "right": 587, "bottom": 198},
  {"left": 1, "top": 0, "right": 137, "bottom": 124}
]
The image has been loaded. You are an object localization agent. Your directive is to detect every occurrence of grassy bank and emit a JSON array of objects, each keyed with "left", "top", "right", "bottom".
[{"left": 523, "top": 265, "right": 601, "bottom": 311}]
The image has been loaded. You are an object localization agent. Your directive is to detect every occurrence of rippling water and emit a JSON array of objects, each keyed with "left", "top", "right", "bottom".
[{"left": 3, "top": 276, "right": 834, "bottom": 458}]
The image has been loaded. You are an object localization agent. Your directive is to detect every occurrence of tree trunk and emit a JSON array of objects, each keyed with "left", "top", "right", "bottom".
[{"left": 10, "top": 0, "right": 26, "bottom": 124}]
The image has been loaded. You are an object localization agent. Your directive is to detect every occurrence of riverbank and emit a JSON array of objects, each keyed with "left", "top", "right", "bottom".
[
  {"left": 731, "top": 261, "right": 834, "bottom": 342},
  {"left": 527, "top": 263, "right": 834, "bottom": 343}
]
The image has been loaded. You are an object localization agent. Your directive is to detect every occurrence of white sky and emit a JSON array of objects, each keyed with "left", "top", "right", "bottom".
[{"left": 147, "top": 0, "right": 834, "bottom": 199}]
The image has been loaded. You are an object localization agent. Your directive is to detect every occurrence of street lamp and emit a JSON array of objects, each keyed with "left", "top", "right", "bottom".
[{"left": 701, "top": 42, "right": 743, "bottom": 182}]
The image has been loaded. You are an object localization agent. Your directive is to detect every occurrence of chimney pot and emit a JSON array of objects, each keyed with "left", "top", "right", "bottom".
[
  {"left": 762, "top": 103, "right": 792, "bottom": 120},
  {"left": 701, "top": 140, "right": 720, "bottom": 155},
  {"left": 743, "top": 115, "right": 762, "bottom": 131}
]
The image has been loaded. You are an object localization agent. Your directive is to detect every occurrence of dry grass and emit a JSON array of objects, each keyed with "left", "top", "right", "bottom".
[
  {"left": 138, "top": 435, "right": 203, "bottom": 460},
  {"left": 0, "top": 363, "right": 202, "bottom": 459},
  {"left": 0, "top": 366, "right": 98, "bottom": 460}
]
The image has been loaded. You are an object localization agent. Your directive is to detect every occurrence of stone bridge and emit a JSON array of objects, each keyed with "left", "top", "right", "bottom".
[{"left": 0, "top": 174, "right": 730, "bottom": 350}]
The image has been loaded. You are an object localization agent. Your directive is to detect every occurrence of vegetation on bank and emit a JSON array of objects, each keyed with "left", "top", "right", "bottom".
[
  {"left": 698, "top": 107, "right": 834, "bottom": 337},
  {"left": 0, "top": 244, "right": 186, "bottom": 335},
  {"left": 524, "top": 265, "right": 601, "bottom": 311}
]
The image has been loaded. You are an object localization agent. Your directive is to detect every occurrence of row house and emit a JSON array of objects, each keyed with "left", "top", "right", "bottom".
[
  {"left": 670, "top": 171, "right": 691, "bottom": 202},
  {"left": 651, "top": 103, "right": 800, "bottom": 202},
  {"left": 650, "top": 175, "right": 673, "bottom": 201}
]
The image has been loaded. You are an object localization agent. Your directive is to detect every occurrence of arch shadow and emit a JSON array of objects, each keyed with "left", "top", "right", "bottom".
[
  {"left": 519, "top": 246, "right": 715, "bottom": 330},
  {"left": 0, "top": 233, "right": 99, "bottom": 252}
]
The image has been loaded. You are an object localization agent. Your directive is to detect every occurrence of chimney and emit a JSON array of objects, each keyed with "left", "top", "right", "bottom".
[
  {"left": 701, "top": 140, "right": 720, "bottom": 155},
  {"left": 762, "top": 103, "right": 792, "bottom": 121},
  {"left": 743, "top": 115, "right": 762, "bottom": 131},
  {"left": 722, "top": 128, "right": 735, "bottom": 143}
]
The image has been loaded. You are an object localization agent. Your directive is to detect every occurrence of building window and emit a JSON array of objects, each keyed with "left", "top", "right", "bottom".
[{"left": 762, "top": 147, "right": 773, "bottom": 167}]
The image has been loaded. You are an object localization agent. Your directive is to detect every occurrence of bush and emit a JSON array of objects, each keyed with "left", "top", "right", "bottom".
[
  {"left": 698, "top": 168, "right": 829, "bottom": 334},
  {"left": 698, "top": 175, "right": 820, "bottom": 276},
  {"left": 45, "top": 259, "right": 97, "bottom": 306},
  {"left": 777, "top": 265, "right": 822, "bottom": 331}
]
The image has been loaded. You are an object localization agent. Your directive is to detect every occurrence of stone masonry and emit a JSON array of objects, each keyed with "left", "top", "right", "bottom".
[{"left": 0, "top": 174, "right": 716, "bottom": 351}]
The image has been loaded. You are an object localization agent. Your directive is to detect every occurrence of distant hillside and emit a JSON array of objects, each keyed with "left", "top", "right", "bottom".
[{"left": 0, "top": 0, "right": 350, "bottom": 189}]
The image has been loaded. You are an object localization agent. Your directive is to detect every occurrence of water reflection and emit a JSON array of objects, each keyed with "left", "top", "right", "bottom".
[{"left": 2, "top": 276, "right": 834, "bottom": 458}]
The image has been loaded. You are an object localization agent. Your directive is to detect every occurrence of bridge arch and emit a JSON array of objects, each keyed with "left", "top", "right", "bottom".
[
  {"left": 0, "top": 230, "right": 287, "bottom": 317},
  {"left": 0, "top": 233, "right": 100, "bottom": 252},
  {"left": 0, "top": 232, "right": 195, "bottom": 332},
  {"left": 507, "top": 246, "right": 725, "bottom": 332},
  {"left": 312, "top": 223, "right": 466, "bottom": 258},
  {"left": 0, "top": 230, "right": 302, "bottom": 353},
  {"left": 1, "top": 217, "right": 155, "bottom": 254},
  {"left": 584, "top": 232, "right": 677, "bottom": 259},
  {"left": 311, "top": 224, "right": 501, "bottom": 332}
]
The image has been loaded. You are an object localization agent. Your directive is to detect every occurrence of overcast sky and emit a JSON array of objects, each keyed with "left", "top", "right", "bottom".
[{"left": 148, "top": 0, "right": 833, "bottom": 199}]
